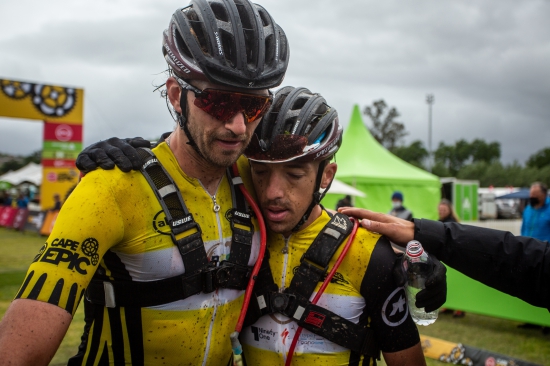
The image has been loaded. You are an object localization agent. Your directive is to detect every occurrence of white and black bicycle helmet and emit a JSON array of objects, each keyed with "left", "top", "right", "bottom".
[
  {"left": 245, "top": 86, "right": 343, "bottom": 230},
  {"left": 163, "top": 0, "right": 289, "bottom": 90}
]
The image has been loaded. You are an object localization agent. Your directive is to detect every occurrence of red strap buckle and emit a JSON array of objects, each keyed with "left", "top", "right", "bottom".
[{"left": 304, "top": 311, "right": 325, "bottom": 328}]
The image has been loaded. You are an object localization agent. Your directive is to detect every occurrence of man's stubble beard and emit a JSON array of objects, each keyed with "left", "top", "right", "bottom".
[{"left": 187, "top": 120, "right": 250, "bottom": 169}]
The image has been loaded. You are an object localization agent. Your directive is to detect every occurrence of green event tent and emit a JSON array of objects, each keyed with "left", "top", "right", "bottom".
[{"left": 322, "top": 105, "right": 441, "bottom": 220}]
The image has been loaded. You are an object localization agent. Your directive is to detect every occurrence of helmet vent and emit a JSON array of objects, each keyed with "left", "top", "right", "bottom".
[
  {"left": 210, "top": 3, "right": 229, "bottom": 22},
  {"left": 235, "top": 3, "right": 257, "bottom": 67},
  {"left": 264, "top": 34, "right": 274, "bottom": 66},
  {"left": 235, "top": 3, "right": 254, "bottom": 30},
  {"left": 291, "top": 97, "right": 308, "bottom": 111},
  {"left": 174, "top": 28, "right": 194, "bottom": 60},
  {"left": 185, "top": 8, "right": 210, "bottom": 56},
  {"left": 258, "top": 8, "right": 272, "bottom": 27},
  {"left": 220, "top": 30, "right": 236, "bottom": 67},
  {"left": 243, "top": 29, "right": 257, "bottom": 67}
]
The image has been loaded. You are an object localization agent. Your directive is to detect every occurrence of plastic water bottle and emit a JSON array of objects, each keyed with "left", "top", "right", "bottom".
[{"left": 403, "top": 240, "right": 439, "bottom": 325}]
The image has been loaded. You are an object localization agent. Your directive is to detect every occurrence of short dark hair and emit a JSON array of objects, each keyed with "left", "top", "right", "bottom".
[{"left": 532, "top": 182, "right": 548, "bottom": 196}]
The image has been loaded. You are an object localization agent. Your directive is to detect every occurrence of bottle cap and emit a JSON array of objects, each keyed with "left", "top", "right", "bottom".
[{"left": 405, "top": 240, "right": 424, "bottom": 257}]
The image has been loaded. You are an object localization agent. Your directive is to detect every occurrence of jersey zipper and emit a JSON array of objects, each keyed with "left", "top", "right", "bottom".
[
  {"left": 211, "top": 195, "right": 220, "bottom": 212},
  {"left": 199, "top": 181, "right": 224, "bottom": 366},
  {"left": 280, "top": 235, "right": 291, "bottom": 292}
]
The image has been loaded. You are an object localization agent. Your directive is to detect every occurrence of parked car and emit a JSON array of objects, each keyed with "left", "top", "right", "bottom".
[{"left": 495, "top": 199, "right": 520, "bottom": 219}]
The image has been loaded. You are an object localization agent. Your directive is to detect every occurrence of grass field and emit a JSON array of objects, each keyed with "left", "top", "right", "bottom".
[{"left": 0, "top": 227, "right": 548, "bottom": 365}]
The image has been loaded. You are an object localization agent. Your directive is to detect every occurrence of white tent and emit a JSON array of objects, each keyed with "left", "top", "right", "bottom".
[
  {"left": 0, "top": 162, "right": 42, "bottom": 186},
  {"left": 323, "top": 178, "right": 366, "bottom": 197}
]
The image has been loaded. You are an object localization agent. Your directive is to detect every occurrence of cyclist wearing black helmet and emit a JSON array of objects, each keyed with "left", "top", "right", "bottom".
[
  {"left": 238, "top": 87, "right": 425, "bottom": 365},
  {"left": 0, "top": 1, "right": 289, "bottom": 365},
  {"left": 60, "top": 86, "right": 434, "bottom": 365}
]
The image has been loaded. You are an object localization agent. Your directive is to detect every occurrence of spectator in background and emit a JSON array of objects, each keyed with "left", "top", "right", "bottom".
[
  {"left": 518, "top": 181, "right": 550, "bottom": 331},
  {"left": 437, "top": 198, "right": 465, "bottom": 318},
  {"left": 521, "top": 182, "right": 550, "bottom": 242},
  {"left": 438, "top": 199, "right": 459, "bottom": 223},
  {"left": 335, "top": 194, "right": 352, "bottom": 210},
  {"left": 52, "top": 194, "right": 62, "bottom": 211},
  {"left": 389, "top": 191, "right": 413, "bottom": 221},
  {"left": 16, "top": 191, "right": 29, "bottom": 208},
  {"left": 0, "top": 190, "right": 6, "bottom": 206}
]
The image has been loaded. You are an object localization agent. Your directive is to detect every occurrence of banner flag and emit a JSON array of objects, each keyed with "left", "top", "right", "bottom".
[
  {"left": 12, "top": 208, "right": 29, "bottom": 231},
  {"left": 40, "top": 210, "right": 59, "bottom": 236},
  {"left": 0, "top": 78, "right": 83, "bottom": 124},
  {"left": 0, "top": 206, "right": 17, "bottom": 227},
  {"left": 41, "top": 121, "right": 82, "bottom": 210}
]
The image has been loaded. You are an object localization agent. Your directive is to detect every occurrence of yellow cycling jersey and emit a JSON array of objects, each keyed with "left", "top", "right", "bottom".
[
  {"left": 240, "top": 210, "right": 419, "bottom": 365},
  {"left": 16, "top": 142, "right": 260, "bottom": 366}
]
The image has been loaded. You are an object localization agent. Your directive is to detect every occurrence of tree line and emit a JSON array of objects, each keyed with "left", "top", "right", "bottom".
[
  {"left": 0, "top": 151, "right": 41, "bottom": 176},
  {"left": 1, "top": 107, "right": 549, "bottom": 189},
  {"left": 364, "top": 99, "right": 550, "bottom": 187}
]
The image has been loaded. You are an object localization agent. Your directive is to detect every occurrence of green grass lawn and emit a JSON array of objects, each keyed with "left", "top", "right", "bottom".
[{"left": 0, "top": 227, "right": 548, "bottom": 365}]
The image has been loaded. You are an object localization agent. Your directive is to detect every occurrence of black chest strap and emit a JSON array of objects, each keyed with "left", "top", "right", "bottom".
[
  {"left": 244, "top": 212, "right": 379, "bottom": 359},
  {"left": 86, "top": 149, "right": 254, "bottom": 308}
]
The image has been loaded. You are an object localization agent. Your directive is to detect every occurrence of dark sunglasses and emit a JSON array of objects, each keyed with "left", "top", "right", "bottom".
[{"left": 177, "top": 80, "right": 273, "bottom": 123}]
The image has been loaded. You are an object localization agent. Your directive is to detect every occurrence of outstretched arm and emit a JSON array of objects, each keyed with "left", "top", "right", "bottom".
[
  {"left": 339, "top": 207, "right": 415, "bottom": 247},
  {"left": 340, "top": 207, "right": 550, "bottom": 311},
  {"left": 0, "top": 299, "right": 72, "bottom": 366}
]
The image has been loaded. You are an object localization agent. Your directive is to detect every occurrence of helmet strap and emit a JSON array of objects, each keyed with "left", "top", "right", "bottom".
[
  {"left": 292, "top": 160, "right": 329, "bottom": 232},
  {"left": 178, "top": 89, "right": 206, "bottom": 160}
]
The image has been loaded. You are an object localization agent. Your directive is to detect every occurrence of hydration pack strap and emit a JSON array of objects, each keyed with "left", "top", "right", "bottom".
[
  {"left": 86, "top": 150, "right": 254, "bottom": 308},
  {"left": 245, "top": 212, "right": 379, "bottom": 357},
  {"left": 291, "top": 302, "right": 378, "bottom": 357},
  {"left": 225, "top": 165, "right": 254, "bottom": 269},
  {"left": 286, "top": 212, "right": 353, "bottom": 298},
  {"left": 137, "top": 147, "right": 208, "bottom": 274}
]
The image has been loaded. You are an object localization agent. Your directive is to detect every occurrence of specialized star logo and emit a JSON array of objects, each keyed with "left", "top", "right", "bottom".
[
  {"left": 281, "top": 328, "right": 289, "bottom": 345},
  {"left": 389, "top": 295, "right": 406, "bottom": 316},
  {"left": 381, "top": 287, "right": 409, "bottom": 327}
]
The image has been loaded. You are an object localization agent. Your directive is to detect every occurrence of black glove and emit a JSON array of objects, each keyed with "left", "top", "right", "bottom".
[
  {"left": 392, "top": 253, "right": 447, "bottom": 313},
  {"left": 76, "top": 137, "right": 151, "bottom": 174}
]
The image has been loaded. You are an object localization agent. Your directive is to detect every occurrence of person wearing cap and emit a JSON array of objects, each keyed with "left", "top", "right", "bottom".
[
  {"left": 0, "top": 1, "right": 289, "bottom": 365},
  {"left": 389, "top": 191, "right": 413, "bottom": 221}
]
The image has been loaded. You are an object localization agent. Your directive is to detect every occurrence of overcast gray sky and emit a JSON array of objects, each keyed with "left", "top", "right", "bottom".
[{"left": 1, "top": 0, "right": 549, "bottom": 164}]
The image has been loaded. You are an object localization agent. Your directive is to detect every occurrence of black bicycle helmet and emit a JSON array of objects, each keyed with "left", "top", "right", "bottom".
[
  {"left": 245, "top": 86, "right": 343, "bottom": 231},
  {"left": 163, "top": 0, "right": 289, "bottom": 90},
  {"left": 245, "top": 86, "right": 342, "bottom": 163}
]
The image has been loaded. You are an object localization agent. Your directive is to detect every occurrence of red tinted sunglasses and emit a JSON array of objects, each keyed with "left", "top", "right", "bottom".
[{"left": 179, "top": 80, "right": 273, "bottom": 123}]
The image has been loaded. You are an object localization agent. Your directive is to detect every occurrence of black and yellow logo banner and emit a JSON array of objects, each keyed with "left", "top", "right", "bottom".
[{"left": 0, "top": 78, "right": 83, "bottom": 124}]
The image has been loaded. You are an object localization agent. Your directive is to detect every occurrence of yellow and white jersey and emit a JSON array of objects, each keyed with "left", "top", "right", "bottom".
[
  {"left": 16, "top": 142, "right": 260, "bottom": 366},
  {"left": 240, "top": 210, "right": 419, "bottom": 365}
]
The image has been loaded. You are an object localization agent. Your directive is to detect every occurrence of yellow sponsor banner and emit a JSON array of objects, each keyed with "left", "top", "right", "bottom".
[
  {"left": 420, "top": 335, "right": 473, "bottom": 364},
  {"left": 41, "top": 167, "right": 80, "bottom": 210},
  {"left": 0, "top": 79, "right": 84, "bottom": 124}
]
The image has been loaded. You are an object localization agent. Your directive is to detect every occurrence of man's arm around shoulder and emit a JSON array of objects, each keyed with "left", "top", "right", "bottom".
[{"left": 0, "top": 299, "right": 72, "bottom": 366}]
